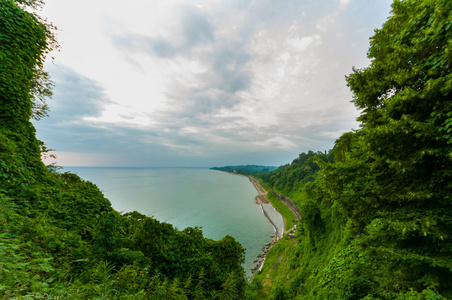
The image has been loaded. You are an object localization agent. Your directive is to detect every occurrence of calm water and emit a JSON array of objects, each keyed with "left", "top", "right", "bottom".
[{"left": 65, "top": 167, "right": 274, "bottom": 277}]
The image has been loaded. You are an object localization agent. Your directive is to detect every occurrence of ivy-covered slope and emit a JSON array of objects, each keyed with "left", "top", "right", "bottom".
[
  {"left": 253, "top": 0, "right": 452, "bottom": 298},
  {"left": 0, "top": 1, "right": 247, "bottom": 298}
]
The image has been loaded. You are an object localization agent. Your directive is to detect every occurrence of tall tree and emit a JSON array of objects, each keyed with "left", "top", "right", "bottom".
[
  {"left": 0, "top": 0, "right": 56, "bottom": 158},
  {"left": 322, "top": 0, "right": 452, "bottom": 295}
]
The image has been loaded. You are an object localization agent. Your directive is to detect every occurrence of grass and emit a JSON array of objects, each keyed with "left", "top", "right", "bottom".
[
  {"left": 258, "top": 180, "right": 297, "bottom": 231},
  {"left": 252, "top": 235, "right": 299, "bottom": 296}
]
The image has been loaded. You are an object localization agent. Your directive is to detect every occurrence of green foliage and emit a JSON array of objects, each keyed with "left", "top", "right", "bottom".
[
  {"left": 0, "top": 0, "right": 57, "bottom": 126},
  {"left": 263, "top": 186, "right": 297, "bottom": 231},
  {"left": 298, "top": 200, "right": 323, "bottom": 238},
  {"left": 260, "top": 150, "right": 333, "bottom": 196},
  {"left": 252, "top": 0, "right": 452, "bottom": 298},
  {"left": 332, "top": 131, "right": 359, "bottom": 163},
  {"left": 211, "top": 165, "right": 278, "bottom": 177},
  {"left": 329, "top": 0, "right": 452, "bottom": 295}
]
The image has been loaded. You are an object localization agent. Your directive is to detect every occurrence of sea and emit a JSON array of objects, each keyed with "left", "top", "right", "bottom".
[{"left": 65, "top": 167, "right": 275, "bottom": 277}]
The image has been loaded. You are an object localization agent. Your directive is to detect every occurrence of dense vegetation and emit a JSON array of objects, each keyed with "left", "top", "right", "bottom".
[
  {"left": 251, "top": 0, "right": 452, "bottom": 298},
  {"left": 2, "top": 0, "right": 452, "bottom": 299},
  {"left": 260, "top": 150, "right": 333, "bottom": 198},
  {"left": 0, "top": 0, "right": 247, "bottom": 298},
  {"left": 210, "top": 165, "right": 278, "bottom": 177}
]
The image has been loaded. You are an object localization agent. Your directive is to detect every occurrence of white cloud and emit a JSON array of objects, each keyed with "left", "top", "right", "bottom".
[
  {"left": 253, "top": 137, "right": 298, "bottom": 149},
  {"left": 340, "top": 0, "right": 352, "bottom": 9},
  {"left": 316, "top": 12, "right": 339, "bottom": 32}
]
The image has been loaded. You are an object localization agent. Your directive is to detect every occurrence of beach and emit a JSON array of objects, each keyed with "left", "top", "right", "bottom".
[
  {"left": 248, "top": 177, "right": 285, "bottom": 277},
  {"left": 249, "top": 177, "right": 285, "bottom": 237}
]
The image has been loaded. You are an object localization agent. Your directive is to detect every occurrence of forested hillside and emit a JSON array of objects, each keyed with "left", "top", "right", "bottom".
[
  {"left": 211, "top": 165, "right": 278, "bottom": 177},
  {"left": 0, "top": 1, "right": 247, "bottom": 298},
  {"left": 251, "top": 0, "right": 452, "bottom": 298},
  {"left": 260, "top": 150, "right": 333, "bottom": 198}
]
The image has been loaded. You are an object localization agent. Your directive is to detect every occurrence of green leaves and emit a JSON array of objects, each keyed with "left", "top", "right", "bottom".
[
  {"left": 261, "top": 150, "right": 333, "bottom": 194},
  {"left": 433, "top": 111, "right": 452, "bottom": 144},
  {"left": 1, "top": 0, "right": 56, "bottom": 129},
  {"left": 258, "top": 1, "right": 452, "bottom": 298},
  {"left": 322, "top": 0, "right": 452, "bottom": 297}
]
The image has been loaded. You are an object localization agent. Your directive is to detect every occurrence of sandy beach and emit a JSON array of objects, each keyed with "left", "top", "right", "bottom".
[{"left": 249, "top": 177, "right": 269, "bottom": 204}]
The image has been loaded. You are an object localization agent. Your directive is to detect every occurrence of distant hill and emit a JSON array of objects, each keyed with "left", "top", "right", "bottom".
[{"left": 211, "top": 165, "right": 278, "bottom": 176}]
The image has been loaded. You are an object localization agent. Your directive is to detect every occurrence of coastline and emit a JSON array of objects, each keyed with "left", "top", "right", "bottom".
[
  {"left": 248, "top": 177, "right": 285, "bottom": 278},
  {"left": 248, "top": 177, "right": 285, "bottom": 237},
  {"left": 213, "top": 171, "right": 286, "bottom": 278}
]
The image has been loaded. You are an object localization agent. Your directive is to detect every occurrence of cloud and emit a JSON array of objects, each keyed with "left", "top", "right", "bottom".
[
  {"left": 111, "top": 34, "right": 176, "bottom": 58},
  {"left": 253, "top": 137, "right": 298, "bottom": 149},
  {"left": 45, "top": 64, "right": 111, "bottom": 121},
  {"left": 340, "top": 0, "right": 352, "bottom": 9},
  {"left": 179, "top": 5, "right": 215, "bottom": 47},
  {"left": 35, "top": 65, "right": 118, "bottom": 151},
  {"left": 35, "top": 0, "right": 393, "bottom": 167},
  {"left": 34, "top": 65, "right": 261, "bottom": 166},
  {"left": 110, "top": 4, "right": 214, "bottom": 58},
  {"left": 316, "top": 12, "right": 339, "bottom": 32}
]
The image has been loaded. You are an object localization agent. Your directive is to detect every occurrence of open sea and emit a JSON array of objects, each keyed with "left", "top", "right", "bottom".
[{"left": 65, "top": 167, "right": 275, "bottom": 277}]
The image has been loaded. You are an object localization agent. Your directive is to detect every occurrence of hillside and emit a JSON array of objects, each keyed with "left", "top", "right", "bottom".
[
  {"left": 211, "top": 165, "right": 278, "bottom": 177},
  {"left": 249, "top": 0, "right": 452, "bottom": 298}
]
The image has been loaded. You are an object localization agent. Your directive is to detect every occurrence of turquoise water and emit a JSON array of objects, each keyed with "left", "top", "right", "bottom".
[{"left": 66, "top": 167, "right": 274, "bottom": 277}]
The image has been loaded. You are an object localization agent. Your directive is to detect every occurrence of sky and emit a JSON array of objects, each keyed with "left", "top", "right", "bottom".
[{"left": 34, "top": 0, "right": 393, "bottom": 167}]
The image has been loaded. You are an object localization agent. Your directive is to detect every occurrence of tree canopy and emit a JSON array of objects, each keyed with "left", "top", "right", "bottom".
[
  {"left": 252, "top": 0, "right": 452, "bottom": 298},
  {"left": 322, "top": 0, "right": 452, "bottom": 295}
]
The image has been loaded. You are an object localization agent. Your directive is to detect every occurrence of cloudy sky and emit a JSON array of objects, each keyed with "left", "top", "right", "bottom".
[{"left": 35, "top": 0, "right": 392, "bottom": 167}]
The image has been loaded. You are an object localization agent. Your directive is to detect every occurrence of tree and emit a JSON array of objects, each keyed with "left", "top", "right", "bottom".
[{"left": 321, "top": 0, "right": 452, "bottom": 295}]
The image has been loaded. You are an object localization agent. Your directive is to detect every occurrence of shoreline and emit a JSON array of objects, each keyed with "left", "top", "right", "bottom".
[
  {"left": 214, "top": 171, "right": 286, "bottom": 279},
  {"left": 248, "top": 177, "right": 285, "bottom": 236},
  {"left": 248, "top": 177, "right": 285, "bottom": 279}
]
